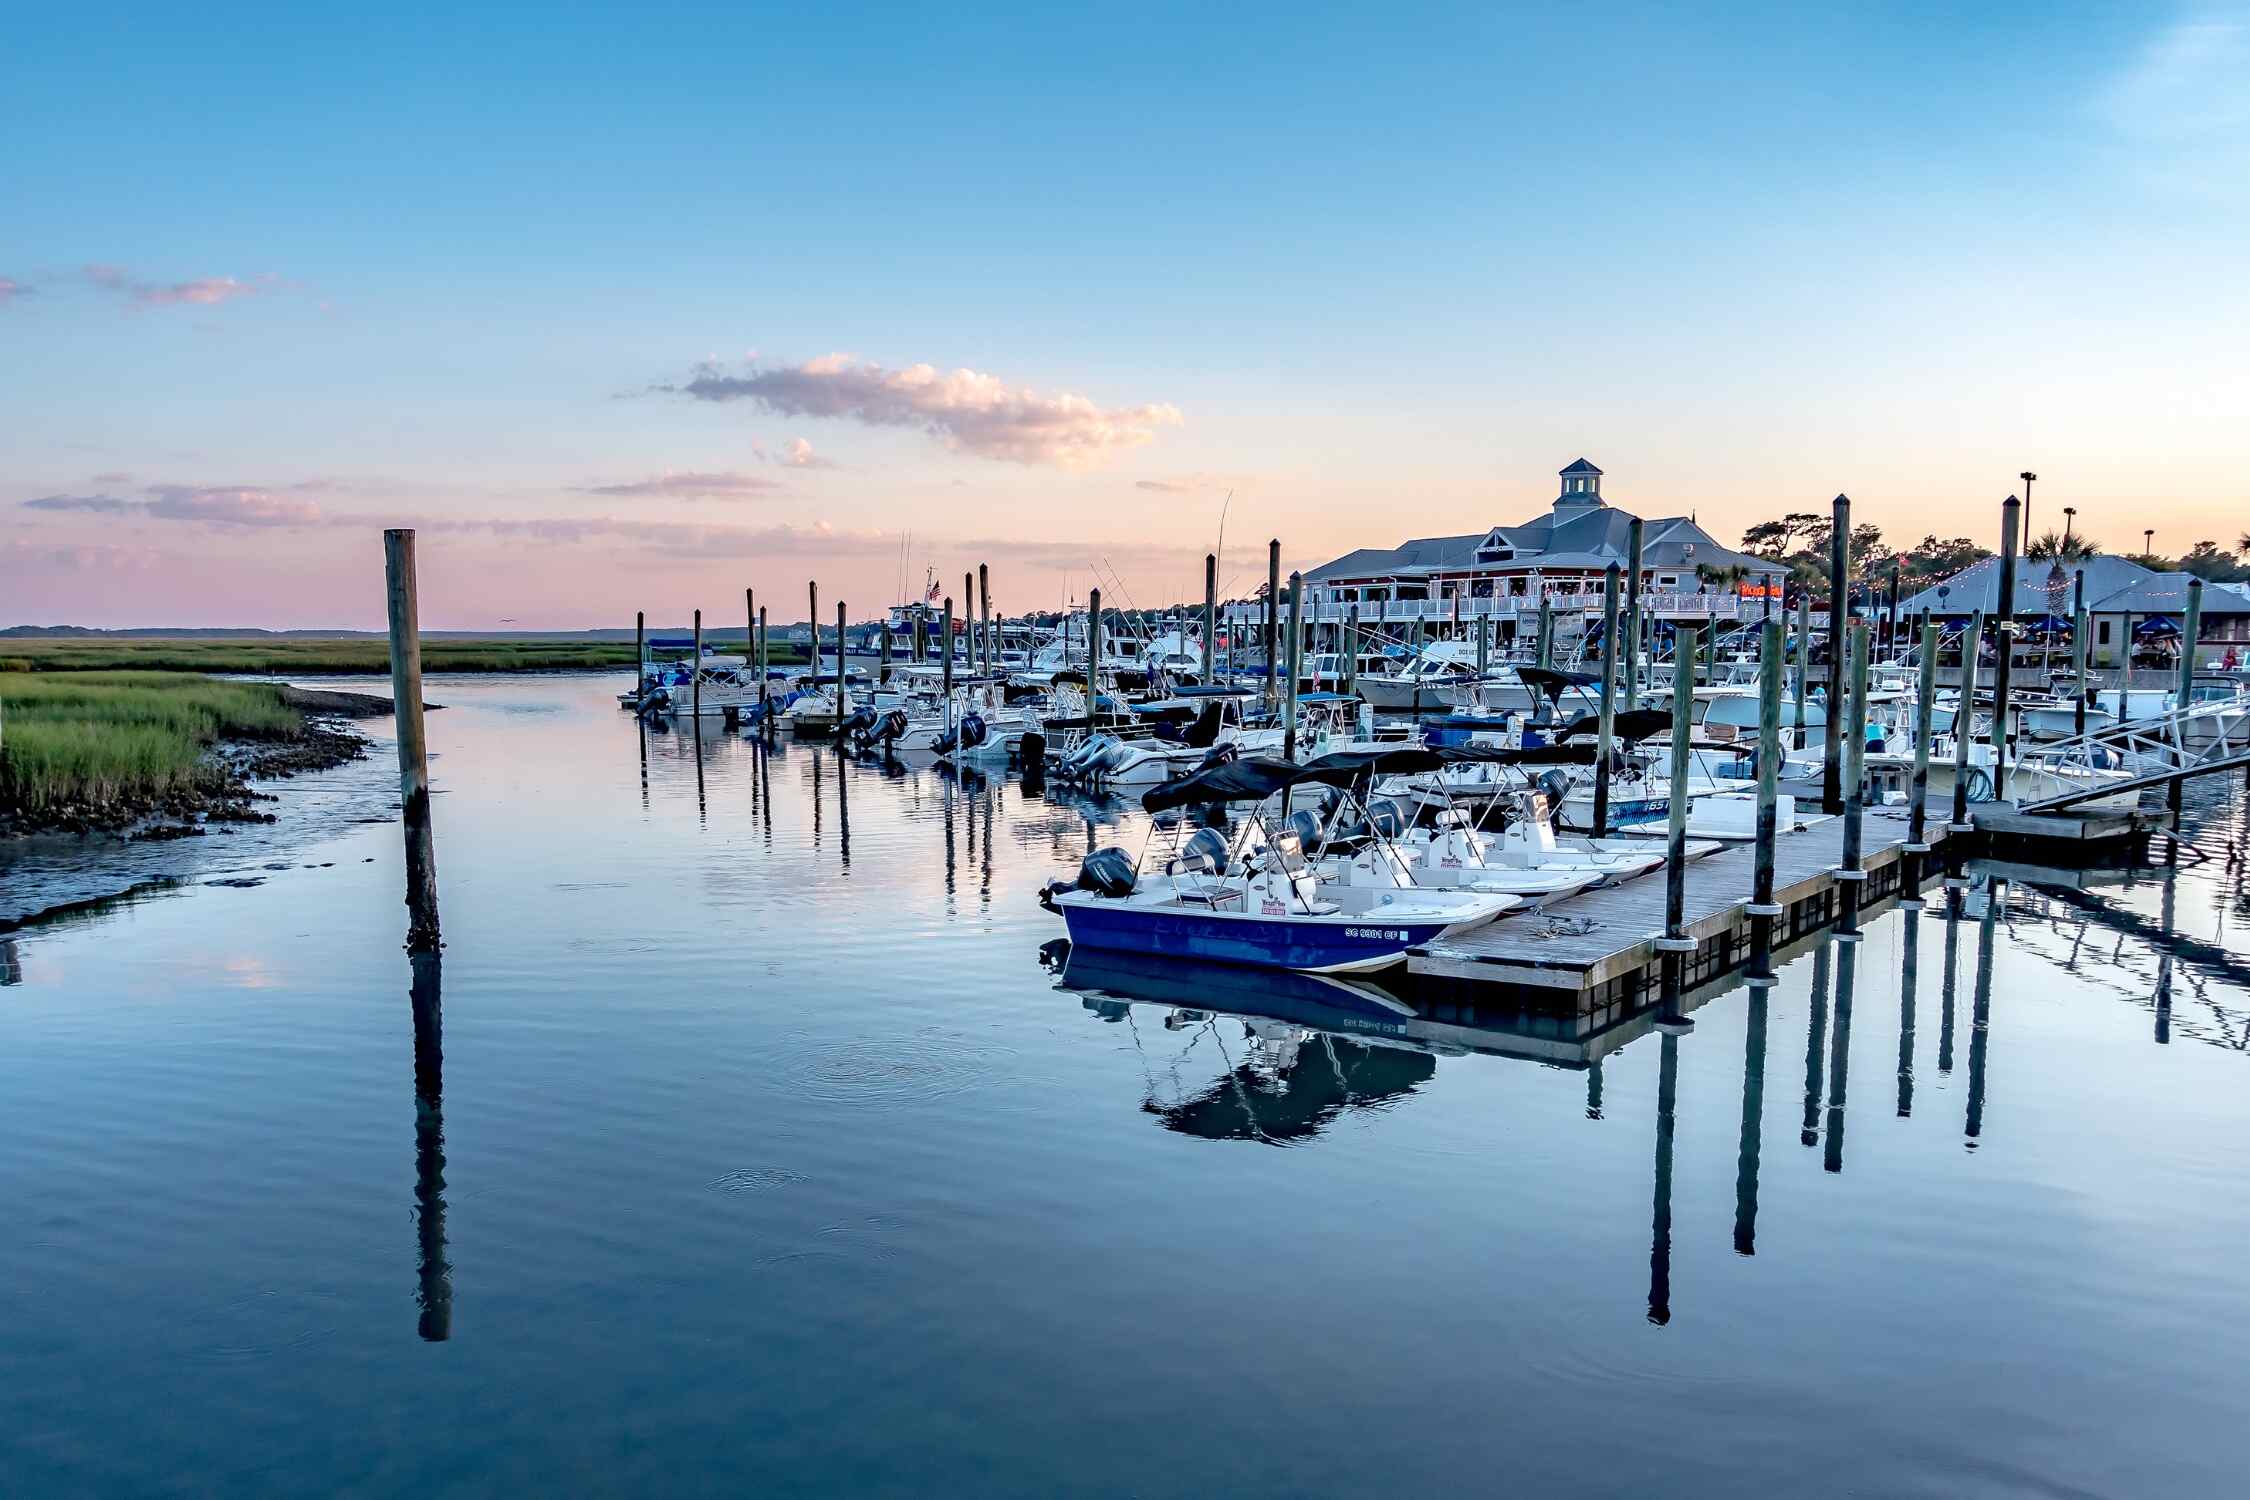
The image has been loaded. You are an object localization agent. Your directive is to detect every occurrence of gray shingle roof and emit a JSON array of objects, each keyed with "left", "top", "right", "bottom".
[
  {"left": 1898, "top": 554, "right": 2250, "bottom": 616},
  {"left": 1304, "top": 504, "right": 1786, "bottom": 584},
  {"left": 1558, "top": 457, "right": 1603, "bottom": 476}
]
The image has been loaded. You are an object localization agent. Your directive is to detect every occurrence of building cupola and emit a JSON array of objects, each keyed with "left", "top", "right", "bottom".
[{"left": 1553, "top": 458, "right": 1604, "bottom": 512}]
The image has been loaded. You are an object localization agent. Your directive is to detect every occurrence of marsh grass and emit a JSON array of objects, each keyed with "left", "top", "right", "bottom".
[
  {"left": 0, "top": 673, "right": 305, "bottom": 812},
  {"left": 1, "top": 638, "right": 641, "bottom": 675}
]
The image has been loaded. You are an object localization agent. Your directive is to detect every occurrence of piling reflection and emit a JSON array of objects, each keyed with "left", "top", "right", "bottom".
[
  {"left": 1939, "top": 895, "right": 1960, "bottom": 1075},
  {"left": 1649, "top": 1032, "right": 1678, "bottom": 1326},
  {"left": 1734, "top": 987, "right": 1766, "bottom": 1255},
  {"left": 409, "top": 950, "right": 452, "bottom": 1342},
  {"left": 1967, "top": 885, "right": 2000, "bottom": 1146},
  {"left": 1824, "top": 939, "right": 1857, "bottom": 1174},
  {"left": 1802, "top": 941, "right": 1831, "bottom": 1147},
  {"left": 1897, "top": 915, "right": 1920, "bottom": 1118}
]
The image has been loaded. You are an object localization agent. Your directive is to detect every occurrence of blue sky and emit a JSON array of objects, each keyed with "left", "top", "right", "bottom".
[{"left": 4, "top": 2, "right": 2245, "bottom": 626}]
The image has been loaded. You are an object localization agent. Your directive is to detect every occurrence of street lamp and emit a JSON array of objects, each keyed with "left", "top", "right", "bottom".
[
  {"left": 2144, "top": 528, "right": 2155, "bottom": 559},
  {"left": 2020, "top": 471, "right": 2037, "bottom": 551},
  {"left": 2062, "top": 506, "right": 2076, "bottom": 554}
]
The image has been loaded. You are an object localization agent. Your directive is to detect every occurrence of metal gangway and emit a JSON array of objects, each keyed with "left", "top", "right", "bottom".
[{"left": 2012, "top": 691, "right": 2250, "bottom": 813}]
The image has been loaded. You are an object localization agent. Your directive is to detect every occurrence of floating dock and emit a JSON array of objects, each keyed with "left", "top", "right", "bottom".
[{"left": 1408, "top": 813, "right": 1922, "bottom": 1004}]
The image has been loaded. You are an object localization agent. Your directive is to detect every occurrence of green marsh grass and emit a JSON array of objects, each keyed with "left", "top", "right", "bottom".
[{"left": 0, "top": 673, "right": 305, "bottom": 812}]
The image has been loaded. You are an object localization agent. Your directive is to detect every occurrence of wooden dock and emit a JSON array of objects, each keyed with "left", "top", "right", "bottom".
[{"left": 1408, "top": 812, "right": 1925, "bottom": 1005}]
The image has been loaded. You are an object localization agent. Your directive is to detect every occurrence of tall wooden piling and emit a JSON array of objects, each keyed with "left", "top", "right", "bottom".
[
  {"left": 964, "top": 572, "right": 976, "bottom": 675},
  {"left": 808, "top": 582, "right": 821, "bottom": 696},
  {"left": 1088, "top": 587, "right": 1103, "bottom": 716},
  {"left": 692, "top": 608, "right": 704, "bottom": 720},
  {"left": 1594, "top": 564, "right": 1620, "bottom": 837},
  {"left": 1838, "top": 622, "right": 1870, "bottom": 935},
  {"left": 2173, "top": 576, "right": 2203, "bottom": 815},
  {"left": 1284, "top": 572, "right": 1305, "bottom": 760},
  {"left": 1822, "top": 493, "right": 1851, "bottom": 814},
  {"left": 1907, "top": 619, "right": 1939, "bottom": 885},
  {"left": 978, "top": 564, "right": 991, "bottom": 680},
  {"left": 1345, "top": 605, "right": 1360, "bottom": 696},
  {"left": 1990, "top": 494, "right": 2020, "bottom": 799},
  {"left": 1747, "top": 616, "right": 1784, "bottom": 982},
  {"left": 383, "top": 529, "right": 441, "bottom": 952},
  {"left": 757, "top": 606, "right": 769, "bottom": 728},
  {"left": 634, "top": 609, "right": 645, "bottom": 690},
  {"left": 880, "top": 619, "right": 892, "bottom": 684},
  {"left": 941, "top": 598, "right": 954, "bottom": 703},
  {"left": 1264, "top": 540, "right": 1280, "bottom": 712},
  {"left": 835, "top": 602, "right": 848, "bottom": 716},
  {"left": 1655, "top": 624, "right": 1699, "bottom": 1021},
  {"left": 1202, "top": 553, "right": 1217, "bottom": 681},
  {"left": 1623, "top": 518, "right": 1645, "bottom": 710},
  {"left": 2072, "top": 569, "right": 2089, "bottom": 739},
  {"left": 1950, "top": 610, "right": 1981, "bottom": 832},
  {"left": 1536, "top": 594, "right": 1554, "bottom": 671},
  {"left": 1477, "top": 610, "right": 1490, "bottom": 680},
  {"left": 1793, "top": 594, "right": 1810, "bottom": 751},
  {"left": 744, "top": 589, "right": 753, "bottom": 677}
]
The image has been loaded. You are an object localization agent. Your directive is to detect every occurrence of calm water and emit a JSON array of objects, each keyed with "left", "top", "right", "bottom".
[{"left": 5, "top": 675, "right": 2248, "bottom": 1498}]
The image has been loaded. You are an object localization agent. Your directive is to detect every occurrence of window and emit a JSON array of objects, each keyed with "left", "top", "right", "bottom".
[
  {"left": 2098, "top": 621, "right": 2112, "bottom": 644},
  {"left": 1657, "top": 574, "right": 1679, "bottom": 588}
]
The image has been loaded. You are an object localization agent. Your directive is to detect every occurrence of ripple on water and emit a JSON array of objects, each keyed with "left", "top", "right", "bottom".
[
  {"left": 775, "top": 1028, "right": 1013, "bottom": 1109},
  {"left": 705, "top": 1166, "right": 810, "bottom": 1194}
]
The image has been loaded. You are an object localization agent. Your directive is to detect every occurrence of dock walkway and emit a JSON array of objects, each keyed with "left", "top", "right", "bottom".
[{"left": 1408, "top": 812, "right": 1921, "bottom": 1004}]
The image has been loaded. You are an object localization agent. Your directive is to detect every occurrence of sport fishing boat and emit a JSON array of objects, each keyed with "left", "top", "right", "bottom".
[{"left": 1041, "top": 754, "right": 1518, "bottom": 973}]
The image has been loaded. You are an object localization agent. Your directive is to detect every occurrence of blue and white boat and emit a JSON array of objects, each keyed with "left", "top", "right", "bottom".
[{"left": 1042, "top": 753, "right": 1517, "bottom": 973}]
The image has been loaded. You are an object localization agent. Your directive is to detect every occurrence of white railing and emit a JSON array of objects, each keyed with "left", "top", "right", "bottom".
[{"left": 1297, "top": 591, "right": 1756, "bottom": 624}]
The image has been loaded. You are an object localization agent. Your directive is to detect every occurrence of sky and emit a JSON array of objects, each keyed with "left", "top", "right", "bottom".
[{"left": 4, "top": 2, "right": 2247, "bottom": 629}]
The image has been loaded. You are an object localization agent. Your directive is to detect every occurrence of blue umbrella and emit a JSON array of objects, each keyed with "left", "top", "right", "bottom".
[{"left": 2135, "top": 617, "right": 2180, "bottom": 637}]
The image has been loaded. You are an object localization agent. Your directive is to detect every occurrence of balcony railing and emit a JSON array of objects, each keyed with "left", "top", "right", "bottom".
[{"left": 1286, "top": 591, "right": 1766, "bottom": 625}]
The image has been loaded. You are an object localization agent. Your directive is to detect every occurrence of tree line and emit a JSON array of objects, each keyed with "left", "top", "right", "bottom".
[{"left": 1736, "top": 512, "right": 2250, "bottom": 594}]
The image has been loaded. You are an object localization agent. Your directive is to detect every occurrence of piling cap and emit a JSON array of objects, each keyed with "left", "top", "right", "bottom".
[{"left": 2003, "top": 493, "right": 2021, "bottom": 508}]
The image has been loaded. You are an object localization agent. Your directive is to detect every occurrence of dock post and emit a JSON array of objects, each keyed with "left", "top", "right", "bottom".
[
  {"left": 1747, "top": 616, "right": 1784, "bottom": 983},
  {"left": 1089, "top": 588, "right": 1103, "bottom": 718},
  {"left": 1477, "top": 608, "right": 1489, "bottom": 680},
  {"left": 744, "top": 587, "right": 754, "bottom": 679},
  {"left": 1450, "top": 588, "right": 1461, "bottom": 647},
  {"left": 880, "top": 618, "right": 892, "bottom": 685},
  {"left": 1537, "top": 594, "right": 1554, "bottom": 671},
  {"left": 1837, "top": 622, "right": 1870, "bottom": 937},
  {"left": 1905, "top": 619, "right": 1938, "bottom": 892},
  {"left": 978, "top": 564, "right": 991, "bottom": 681},
  {"left": 2072, "top": 569, "right": 2088, "bottom": 739},
  {"left": 1623, "top": 518, "right": 1644, "bottom": 710},
  {"left": 963, "top": 572, "right": 975, "bottom": 676},
  {"left": 1950, "top": 607, "right": 1982, "bottom": 829},
  {"left": 1793, "top": 594, "right": 1810, "bottom": 750},
  {"left": 1202, "top": 553, "right": 1217, "bottom": 682},
  {"left": 1345, "top": 604, "right": 1360, "bottom": 697},
  {"left": 1285, "top": 572, "right": 1304, "bottom": 760},
  {"left": 2173, "top": 577, "right": 2203, "bottom": 816},
  {"left": 634, "top": 609, "right": 645, "bottom": 696},
  {"left": 1822, "top": 493, "right": 1850, "bottom": 815},
  {"left": 757, "top": 606, "right": 769, "bottom": 732},
  {"left": 808, "top": 582, "right": 821, "bottom": 697},
  {"left": 940, "top": 598, "right": 954, "bottom": 731},
  {"left": 1264, "top": 540, "right": 1280, "bottom": 712},
  {"left": 383, "top": 529, "right": 441, "bottom": 953},
  {"left": 1990, "top": 494, "right": 2020, "bottom": 799},
  {"left": 836, "top": 602, "right": 848, "bottom": 718},
  {"left": 692, "top": 608, "right": 704, "bottom": 721},
  {"left": 1655, "top": 624, "right": 1699, "bottom": 1024},
  {"left": 1595, "top": 563, "right": 1620, "bottom": 838}
]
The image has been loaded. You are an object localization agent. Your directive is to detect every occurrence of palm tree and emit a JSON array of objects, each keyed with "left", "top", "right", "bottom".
[{"left": 2027, "top": 530, "right": 2102, "bottom": 562}]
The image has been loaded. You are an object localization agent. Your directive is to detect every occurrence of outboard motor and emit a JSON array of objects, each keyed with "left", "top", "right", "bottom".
[
  {"left": 1182, "top": 825, "right": 1230, "bottom": 876},
  {"left": 1285, "top": 807, "right": 1324, "bottom": 853},
  {"left": 1535, "top": 769, "right": 1573, "bottom": 819},
  {"left": 1074, "top": 846, "right": 1139, "bottom": 898},
  {"left": 838, "top": 706, "right": 879, "bottom": 743},
  {"left": 1366, "top": 797, "right": 1406, "bottom": 840},
  {"left": 866, "top": 707, "right": 909, "bottom": 746},
  {"left": 958, "top": 712, "right": 989, "bottom": 751}
]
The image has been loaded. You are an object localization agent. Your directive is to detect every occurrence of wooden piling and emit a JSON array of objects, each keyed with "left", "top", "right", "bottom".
[
  {"left": 757, "top": 606, "right": 769, "bottom": 728},
  {"left": 2072, "top": 569, "right": 2088, "bottom": 739},
  {"left": 808, "top": 582, "right": 821, "bottom": 696},
  {"left": 1793, "top": 594, "right": 1810, "bottom": 751},
  {"left": 964, "top": 572, "right": 976, "bottom": 676},
  {"left": 744, "top": 589, "right": 753, "bottom": 679},
  {"left": 692, "top": 607, "right": 704, "bottom": 720},
  {"left": 1089, "top": 587, "right": 1103, "bottom": 716},
  {"left": 1838, "top": 621, "right": 1870, "bottom": 934},
  {"left": 1537, "top": 594, "right": 1554, "bottom": 671},
  {"left": 1907, "top": 619, "right": 1938, "bottom": 881},
  {"left": 1264, "top": 540, "right": 1280, "bottom": 712},
  {"left": 1285, "top": 572, "right": 1305, "bottom": 760},
  {"left": 1623, "top": 518, "right": 1644, "bottom": 711},
  {"left": 880, "top": 618, "right": 892, "bottom": 685},
  {"left": 1202, "top": 553, "right": 1217, "bottom": 682},
  {"left": 1595, "top": 564, "right": 1620, "bottom": 837},
  {"left": 2173, "top": 576, "right": 2203, "bottom": 814},
  {"left": 634, "top": 609, "right": 645, "bottom": 694},
  {"left": 978, "top": 564, "right": 991, "bottom": 680},
  {"left": 1345, "top": 604, "right": 1360, "bottom": 697},
  {"left": 1476, "top": 608, "right": 1490, "bottom": 680},
  {"left": 1747, "top": 616, "right": 1784, "bottom": 981},
  {"left": 383, "top": 529, "right": 441, "bottom": 952},
  {"left": 1950, "top": 610, "right": 1981, "bottom": 832},
  {"left": 1990, "top": 494, "right": 2020, "bottom": 799},
  {"left": 1656, "top": 623, "right": 1698, "bottom": 1019},
  {"left": 1822, "top": 493, "right": 1851, "bottom": 814},
  {"left": 835, "top": 602, "right": 848, "bottom": 716},
  {"left": 941, "top": 598, "right": 954, "bottom": 702}
]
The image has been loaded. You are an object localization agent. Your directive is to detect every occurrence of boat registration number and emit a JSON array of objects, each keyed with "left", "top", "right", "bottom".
[{"left": 1346, "top": 927, "right": 1410, "bottom": 941}]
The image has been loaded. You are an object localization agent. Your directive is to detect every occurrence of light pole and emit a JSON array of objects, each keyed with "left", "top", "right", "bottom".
[
  {"left": 2062, "top": 506, "right": 2076, "bottom": 555},
  {"left": 2144, "top": 528, "right": 2155, "bottom": 560},
  {"left": 2020, "top": 471, "right": 2037, "bottom": 552}
]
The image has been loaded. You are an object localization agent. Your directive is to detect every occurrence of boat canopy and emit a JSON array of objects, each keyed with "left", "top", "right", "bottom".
[
  {"left": 1557, "top": 707, "right": 1674, "bottom": 743},
  {"left": 1140, "top": 743, "right": 1598, "bottom": 812}
]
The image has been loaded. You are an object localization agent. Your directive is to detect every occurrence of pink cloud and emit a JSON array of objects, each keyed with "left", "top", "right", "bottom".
[
  {"left": 659, "top": 352, "right": 1182, "bottom": 470},
  {"left": 22, "top": 484, "right": 320, "bottom": 527},
  {"left": 82, "top": 264, "right": 266, "bottom": 308},
  {"left": 779, "top": 437, "right": 837, "bottom": 470}
]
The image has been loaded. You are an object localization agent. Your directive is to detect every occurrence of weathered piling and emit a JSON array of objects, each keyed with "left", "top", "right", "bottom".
[
  {"left": 964, "top": 572, "right": 976, "bottom": 674},
  {"left": 1822, "top": 493, "right": 1850, "bottom": 815},
  {"left": 1655, "top": 623, "right": 1699, "bottom": 1021},
  {"left": 1088, "top": 587, "right": 1103, "bottom": 713},
  {"left": 880, "top": 618, "right": 892, "bottom": 684},
  {"left": 1344, "top": 605, "right": 1361, "bottom": 696},
  {"left": 1990, "top": 495, "right": 2020, "bottom": 799},
  {"left": 634, "top": 609, "right": 645, "bottom": 685},
  {"left": 692, "top": 607, "right": 704, "bottom": 720},
  {"left": 936, "top": 598, "right": 954, "bottom": 706},
  {"left": 1837, "top": 622, "right": 1870, "bottom": 936},
  {"left": 2173, "top": 576, "right": 2203, "bottom": 814},
  {"left": 835, "top": 602, "right": 848, "bottom": 715},
  {"left": 1746, "top": 616, "right": 1784, "bottom": 983},
  {"left": 757, "top": 606, "right": 770, "bottom": 727},
  {"left": 1284, "top": 571, "right": 1304, "bottom": 760},
  {"left": 1594, "top": 564, "right": 1620, "bottom": 837},
  {"left": 1476, "top": 610, "right": 1490, "bottom": 679},
  {"left": 1905, "top": 619, "right": 1938, "bottom": 888},
  {"left": 2072, "top": 568, "right": 2088, "bottom": 739},
  {"left": 382, "top": 528, "right": 441, "bottom": 952},
  {"left": 1264, "top": 540, "right": 1280, "bottom": 711},
  {"left": 1623, "top": 518, "right": 1644, "bottom": 710},
  {"left": 1949, "top": 610, "right": 1982, "bottom": 837},
  {"left": 808, "top": 582, "right": 821, "bottom": 695},
  {"left": 744, "top": 589, "right": 754, "bottom": 678},
  {"left": 1537, "top": 594, "right": 1554, "bottom": 671},
  {"left": 1202, "top": 553, "right": 1217, "bottom": 681},
  {"left": 978, "top": 564, "right": 991, "bottom": 680},
  {"left": 1793, "top": 594, "right": 1810, "bottom": 751}
]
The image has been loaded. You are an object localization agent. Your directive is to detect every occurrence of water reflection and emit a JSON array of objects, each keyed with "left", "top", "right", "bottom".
[
  {"left": 1801, "top": 941, "right": 1831, "bottom": 1148},
  {"left": 1824, "top": 939, "right": 1856, "bottom": 1174},
  {"left": 1734, "top": 987, "right": 1766, "bottom": 1255},
  {"left": 1897, "top": 915, "right": 1919, "bottom": 1118},
  {"left": 1649, "top": 1032, "right": 1678, "bottom": 1326},
  {"left": 409, "top": 950, "right": 452, "bottom": 1342},
  {"left": 1968, "top": 885, "right": 2000, "bottom": 1147}
]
